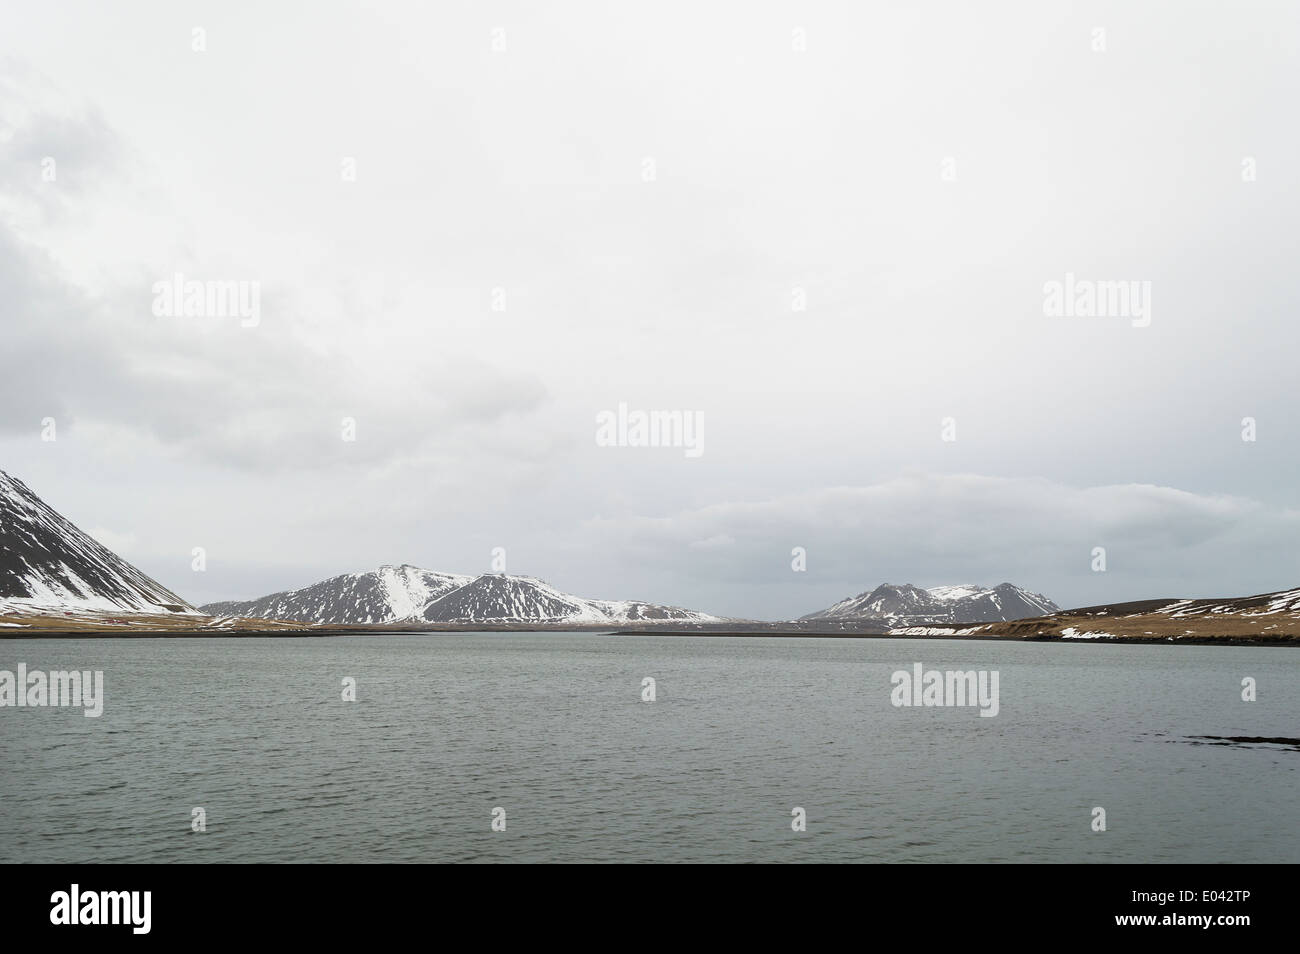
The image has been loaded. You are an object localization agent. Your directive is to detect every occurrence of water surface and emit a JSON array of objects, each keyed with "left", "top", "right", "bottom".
[{"left": 1, "top": 634, "right": 1295, "bottom": 863}]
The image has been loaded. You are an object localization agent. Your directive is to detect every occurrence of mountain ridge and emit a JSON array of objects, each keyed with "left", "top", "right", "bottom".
[
  {"left": 801, "top": 581, "right": 1059, "bottom": 625},
  {"left": 201, "top": 564, "right": 722, "bottom": 625},
  {"left": 0, "top": 468, "right": 196, "bottom": 616}
]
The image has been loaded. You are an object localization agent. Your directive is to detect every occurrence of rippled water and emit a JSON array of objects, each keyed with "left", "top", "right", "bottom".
[{"left": 0, "top": 634, "right": 1295, "bottom": 863}]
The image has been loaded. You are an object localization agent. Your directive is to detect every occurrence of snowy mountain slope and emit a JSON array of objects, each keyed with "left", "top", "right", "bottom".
[
  {"left": 1062, "top": 586, "right": 1300, "bottom": 622},
  {"left": 202, "top": 567, "right": 720, "bottom": 625},
  {"left": 200, "top": 564, "right": 472, "bottom": 624},
  {"left": 0, "top": 468, "right": 196, "bottom": 615},
  {"left": 420, "top": 574, "right": 610, "bottom": 624},
  {"left": 801, "top": 582, "right": 1058, "bottom": 625},
  {"left": 929, "top": 586, "right": 1300, "bottom": 642}
]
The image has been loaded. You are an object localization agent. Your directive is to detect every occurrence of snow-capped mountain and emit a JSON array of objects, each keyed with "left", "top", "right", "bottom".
[
  {"left": 201, "top": 565, "right": 721, "bottom": 626},
  {"left": 801, "top": 582, "right": 1058, "bottom": 625},
  {"left": 201, "top": 564, "right": 472, "bottom": 624},
  {"left": 0, "top": 468, "right": 196, "bottom": 615}
]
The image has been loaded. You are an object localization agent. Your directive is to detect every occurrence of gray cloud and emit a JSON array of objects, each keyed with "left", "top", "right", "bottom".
[
  {"left": 1, "top": 3, "right": 1297, "bottom": 615},
  {"left": 581, "top": 475, "right": 1300, "bottom": 618},
  {"left": 0, "top": 88, "right": 551, "bottom": 472},
  {"left": 0, "top": 64, "right": 123, "bottom": 222}
]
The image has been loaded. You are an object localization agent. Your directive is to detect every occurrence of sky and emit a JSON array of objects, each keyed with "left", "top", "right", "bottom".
[{"left": 1, "top": 0, "right": 1298, "bottom": 619}]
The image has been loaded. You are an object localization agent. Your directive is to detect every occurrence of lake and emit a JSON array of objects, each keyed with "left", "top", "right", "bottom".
[{"left": 1, "top": 633, "right": 1295, "bottom": 863}]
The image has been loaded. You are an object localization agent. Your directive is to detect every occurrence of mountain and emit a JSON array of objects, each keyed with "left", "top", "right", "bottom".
[
  {"left": 903, "top": 587, "right": 1300, "bottom": 643},
  {"left": 801, "top": 582, "right": 1058, "bottom": 625},
  {"left": 0, "top": 468, "right": 195, "bottom": 615},
  {"left": 201, "top": 565, "right": 471, "bottom": 624},
  {"left": 201, "top": 565, "right": 721, "bottom": 626}
]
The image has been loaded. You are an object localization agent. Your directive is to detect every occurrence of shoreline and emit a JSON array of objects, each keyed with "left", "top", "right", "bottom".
[
  {"left": 612, "top": 629, "right": 1300, "bottom": 647},
  {"left": 2, "top": 627, "right": 1296, "bottom": 645}
]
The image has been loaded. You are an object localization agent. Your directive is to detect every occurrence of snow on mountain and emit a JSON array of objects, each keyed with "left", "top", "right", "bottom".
[
  {"left": 419, "top": 574, "right": 610, "bottom": 624},
  {"left": 953, "top": 586, "right": 1300, "bottom": 642},
  {"left": 926, "top": 584, "right": 986, "bottom": 602},
  {"left": 801, "top": 582, "right": 1058, "bottom": 625},
  {"left": 200, "top": 564, "right": 472, "bottom": 625},
  {"left": 0, "top": 468, "right": 196, "bottom": 616},
  {"left": 376, "top": 564, "right": 470, "bottom": 620},
  {"left": 201, "top": 567, "right": 720, "bottom": 626},
  {"left": 1068, "top": 586, "right": 1300, "bottom": 623}
]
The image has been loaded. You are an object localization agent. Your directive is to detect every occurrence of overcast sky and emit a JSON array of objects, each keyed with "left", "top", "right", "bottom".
[{"left": 2, "top": 1, "right": 1298, "bottom": 619}]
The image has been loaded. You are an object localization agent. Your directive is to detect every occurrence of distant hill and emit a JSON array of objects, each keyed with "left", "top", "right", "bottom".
[
  {"left": 961, "top": 587, "right": 1300, "bottom": 642},
  {"left": 201, "top": 564, "right": 721, "bottom": 626},
  {"left": 801, "top": 582, "right": 1059, "bottom": 625}
]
